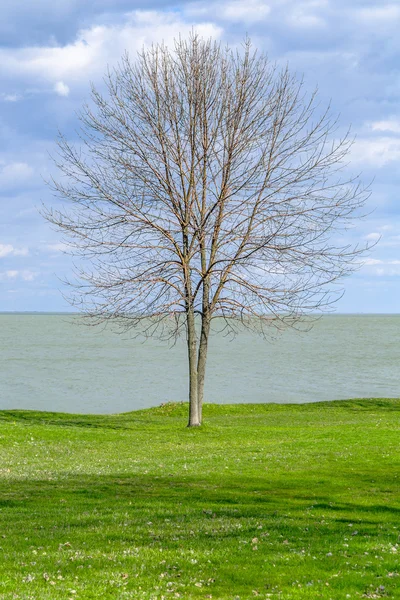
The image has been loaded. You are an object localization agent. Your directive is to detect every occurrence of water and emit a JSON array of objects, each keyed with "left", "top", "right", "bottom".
[{"left": 0, "top": 314, "right": 399, "bottom": 414}]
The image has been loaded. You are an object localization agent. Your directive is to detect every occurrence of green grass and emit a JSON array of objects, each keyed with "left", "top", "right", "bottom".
[{"left": 0, "top": 399, "right": 399, "bottom": 599}]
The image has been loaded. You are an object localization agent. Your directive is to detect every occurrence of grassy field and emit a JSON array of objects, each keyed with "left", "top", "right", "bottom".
[{"left": 0, "top": 399, "right": 399, "bottom": 600}]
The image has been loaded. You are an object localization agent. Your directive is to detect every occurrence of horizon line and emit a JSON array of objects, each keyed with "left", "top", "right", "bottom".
[{"left": 0, "top": 311, "right": 399, "bottom": 316}]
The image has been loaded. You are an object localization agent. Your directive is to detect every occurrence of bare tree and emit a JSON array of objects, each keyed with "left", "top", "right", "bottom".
[{"left": 44, "top": 35, "right": 370, "bottom": 426}]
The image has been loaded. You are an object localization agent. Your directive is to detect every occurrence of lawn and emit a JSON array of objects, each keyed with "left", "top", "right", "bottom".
[{"left": 0, "top": 399, "right": 399, "bottom": 599}]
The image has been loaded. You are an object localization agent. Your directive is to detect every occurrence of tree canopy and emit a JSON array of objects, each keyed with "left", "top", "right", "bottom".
[{"left": 45, "top": 35, "right": 370, "bottom": 425}]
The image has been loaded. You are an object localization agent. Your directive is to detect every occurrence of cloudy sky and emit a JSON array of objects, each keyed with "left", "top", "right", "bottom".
[{"left": 0, "top": 0, "right": 399, "bottom": 312}]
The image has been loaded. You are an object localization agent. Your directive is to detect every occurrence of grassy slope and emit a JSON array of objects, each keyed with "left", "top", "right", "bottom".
[{"left": 0, "top": 400, "right": 399, "bottom": 600}]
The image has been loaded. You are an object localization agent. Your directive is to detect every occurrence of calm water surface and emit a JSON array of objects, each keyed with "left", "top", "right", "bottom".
[{"left": 1, "top": 314, "right": 399, "bottom": 413}]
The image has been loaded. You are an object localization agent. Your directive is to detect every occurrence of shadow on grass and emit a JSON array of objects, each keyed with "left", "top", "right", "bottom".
[
  {"left": 0, "top": 410, "right": 152, "bottom": 430},
  {"left": 1, "top": 472, "right": 399, "bottom": 531},
  {"left": 1, "top": 471, "right": 399, "bottom": 600}
]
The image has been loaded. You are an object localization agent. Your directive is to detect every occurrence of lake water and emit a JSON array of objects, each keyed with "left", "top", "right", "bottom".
[{"left": 0, "top": 314, "right": 399, "bottom": 414}]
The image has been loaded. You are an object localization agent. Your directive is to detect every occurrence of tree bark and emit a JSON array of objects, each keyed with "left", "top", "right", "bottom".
[
  {"left": 186, "top": 307, "right": 200, "bottom": 427},
  {"left": 197, "top": 315, "right": 210, "bottom": 425}
]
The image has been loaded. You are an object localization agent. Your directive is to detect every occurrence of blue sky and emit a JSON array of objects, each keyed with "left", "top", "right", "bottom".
[{"left": 0, "top": 0, "right": 399, "bottom": 313}]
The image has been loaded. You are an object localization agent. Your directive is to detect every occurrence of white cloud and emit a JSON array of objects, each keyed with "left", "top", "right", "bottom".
[
  {"left": 14, "top": 248, "right": 29, "bottom": 256},
  {"left": 187, "top": 0, "right": 329, "bottom": 25},
  {"left": 289, "top": 13, "right": 324, "bottom": 27},
  {"left": 0, "top": 93, "right": 20, "bottom": 102},
  {"left": 365, "top": 232, "right": 380, "bottom": 241},
  {"left": 287, "top": 1, "right": 326, "bottom": 28},
  {"left": 0, "top": 270, "right": 37, "bottom": 281},
  {"left": 21, "top": 271, "right": 36, "bottom": 281},
  {"left": 186, "top": 0, "right": 270, "bottom": 23},
  {"left": 362, "top": 258, "right": 400, "bottom": 276},
  {"left": 54, "top": 81, "right": 70, "bottom": 97},
  {"left": 357, "top": 4, "right": 400, "bottom": 22},
  {"left": 350, "top": 137, "right": 400, "bottom": 167},
  {"left": 220, "top": 0, "right": 270, "bottom": 23},
  {"left": 0, "top": 244, "right": 13, "bottom": 258},
  {"left": 0, "top": 161, "right": 34, "bottom": 187},
  {"left": 46, "top": 242, "right": 69, "bottom": 252},
  {"left": 0, "top": 12, "right": 222, "bottom": 89},
  {"left": 370, "top": 120, "right": 400, "bottom": 134},
  {"left": 0, "top": 243, "right": 29, "bottom": 258}
]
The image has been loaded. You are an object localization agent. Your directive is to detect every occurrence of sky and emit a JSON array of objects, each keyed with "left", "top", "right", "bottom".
[{"left": 0, "top": 0, "right": 399, "bottom": 313}]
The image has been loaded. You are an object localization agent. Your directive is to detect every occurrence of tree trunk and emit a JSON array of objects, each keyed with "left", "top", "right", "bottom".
[
  {"left": 197, "top": 316, "right": 210, "bottom": 424},
  {"left": 187, "top": 308, "right": 200, "bottom": 427}
]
